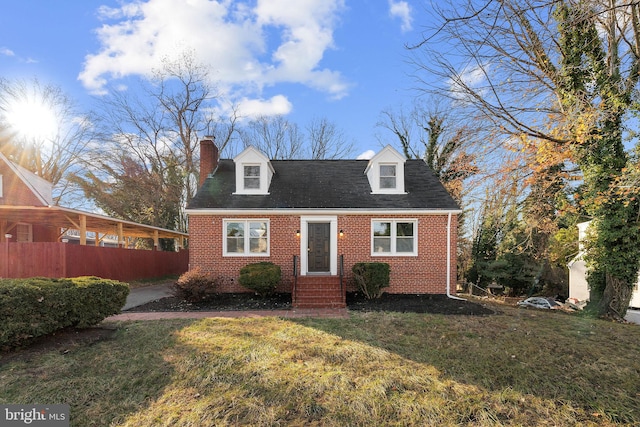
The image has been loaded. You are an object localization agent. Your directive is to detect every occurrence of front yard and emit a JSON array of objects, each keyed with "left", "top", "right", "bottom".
[{"left": 1, "top": 301, "right": 639, "bottom": 426}]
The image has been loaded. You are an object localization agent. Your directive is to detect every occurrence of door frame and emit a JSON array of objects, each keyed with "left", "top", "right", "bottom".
[{"left": 300, "top": 216, "right": 337, "bottom": 276}]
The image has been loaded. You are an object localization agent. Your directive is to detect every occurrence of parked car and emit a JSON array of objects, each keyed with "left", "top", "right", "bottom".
[{"left": 517, "top": 297, "right": 559, "bottom": 310}]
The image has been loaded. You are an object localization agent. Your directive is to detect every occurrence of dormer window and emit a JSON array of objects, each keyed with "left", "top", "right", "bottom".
[
  {"left": 379, "top": 164, "right": 396, "bottom": 189},
  {"left": 244, "top": 165, "right": 261, "bottom": 190},
  {"left": 233, "top": 146, "right": 274, "bottom": 195},
  {"left": 365, "top": 145, "right": 406, "bottom": 194}
]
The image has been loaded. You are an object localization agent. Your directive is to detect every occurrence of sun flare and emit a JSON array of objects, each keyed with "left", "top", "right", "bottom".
[{"left": 5, "top": 97, "right": 59, "bottom": 142}]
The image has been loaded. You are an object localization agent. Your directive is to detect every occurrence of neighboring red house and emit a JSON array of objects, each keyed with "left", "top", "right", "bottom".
[
  {"left": 186, "top": 139, "right": 461, "bottom": 308},
  {"left": 0, "top": 151, "right": 189, "bottom": 281},
  {"left": 0, "top": 151, "right": 58, "bottom": 243}
]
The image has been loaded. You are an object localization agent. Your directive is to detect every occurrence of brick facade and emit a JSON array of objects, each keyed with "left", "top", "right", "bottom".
[{"left": 188, "top": 213, "right": 457, "bottom": 295}]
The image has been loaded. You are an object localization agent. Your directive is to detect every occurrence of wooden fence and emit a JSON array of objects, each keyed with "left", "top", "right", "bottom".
[{"left": 0, "top": 242, "right": 188, "bottom": 282}]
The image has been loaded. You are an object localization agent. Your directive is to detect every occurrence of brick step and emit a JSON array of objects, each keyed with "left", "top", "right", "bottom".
[
  {"left": 295, "top": 295, "right": 343, "bottom": 302},
  {"left": 295, "top": 293, "right": 343, "bottom": 301},
  {"left": 295, "top": 278, "right": 341, "bottom": 286},
  {"left": 293, "top": 275, "right": 345, "bottom": 309},
  {"left": 295, "top": 300, "right": 346, "bottom": 309},
  {"left": 296, "top": 286, "right": 341, "bottom": 293},
  {"left": 294, "top": 295, "right": 344, "bottom": 305}
]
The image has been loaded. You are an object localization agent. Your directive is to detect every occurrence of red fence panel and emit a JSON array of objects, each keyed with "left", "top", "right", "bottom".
[{"left": 0, "top": 242, "right": 188, "bottom": 281}]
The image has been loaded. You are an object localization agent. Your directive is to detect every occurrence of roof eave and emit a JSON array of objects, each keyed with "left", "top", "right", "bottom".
[{"left": 186, "top": 208, "right": 463, "bottom": 216}]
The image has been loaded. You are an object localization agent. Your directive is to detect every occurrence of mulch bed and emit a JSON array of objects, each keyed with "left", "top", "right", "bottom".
[{"left": 125, "top": 292, "right": 497, "bottom": 316}]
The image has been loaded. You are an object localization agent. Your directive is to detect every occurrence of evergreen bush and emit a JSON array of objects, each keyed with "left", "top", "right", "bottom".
[
  {"left": 238, "top": 262, "right": 281, "bottom": 296},
  {"left": 0, "top": 277, "right": 128, "bottom": 349},
  {"left": 352, "top": 262, "right": 390, "bottom": 299}
]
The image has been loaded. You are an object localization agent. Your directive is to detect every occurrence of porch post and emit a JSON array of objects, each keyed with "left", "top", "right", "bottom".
[
  {"left": 79, "top": 214, "right": 87, "bottom": 245},
  {"left": 117, "top": 223, "right": 124, "bottom": 248},
  {"left": 4, "top": 233, "right": 11, "bottom": 278}
]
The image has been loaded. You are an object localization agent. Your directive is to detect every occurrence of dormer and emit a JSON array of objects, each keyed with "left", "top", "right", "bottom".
[
  {"left": 365, "top": 145, "right": 407, "bottom": 194},
  {"left": 233, "top": 146, "right": 274, "bottom": 195}
]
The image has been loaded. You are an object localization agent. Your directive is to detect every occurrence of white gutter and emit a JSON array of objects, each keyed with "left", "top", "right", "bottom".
[
  {"left": 446, "top": 211, "right": 466, "bottom": 301},
  {"left": 186, "top": 208, "right": 463, "bottom": 216}
]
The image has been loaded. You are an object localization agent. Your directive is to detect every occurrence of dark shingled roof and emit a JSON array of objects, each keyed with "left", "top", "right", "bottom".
[{"left": 187, "top": 159, "right": 460, "bottom": 211}]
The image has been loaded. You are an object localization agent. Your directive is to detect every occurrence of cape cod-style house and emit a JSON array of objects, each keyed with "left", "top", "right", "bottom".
[{"left": 186, "top": 139, "right": 461, "bottom": 308}]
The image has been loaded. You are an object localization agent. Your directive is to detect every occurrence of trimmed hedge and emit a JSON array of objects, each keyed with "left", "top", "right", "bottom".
[
  {"left": 352, "top": 262, "right": 390, "bottom": 299},
  {"left": 238, "top": 262, "right": 281, "bottom": 296},
  {"left": 0, "top": 276, "right": 129, "bottom": 349}
]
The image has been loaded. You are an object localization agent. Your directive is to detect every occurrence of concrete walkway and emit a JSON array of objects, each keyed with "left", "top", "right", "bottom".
[{"left": 122, "top": 282, "right": 173, "bottom": 310}]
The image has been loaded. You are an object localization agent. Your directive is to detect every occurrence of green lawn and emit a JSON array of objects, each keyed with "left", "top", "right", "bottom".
[{"left": 1, "top": 302, "right": 639, "bottom": 426}]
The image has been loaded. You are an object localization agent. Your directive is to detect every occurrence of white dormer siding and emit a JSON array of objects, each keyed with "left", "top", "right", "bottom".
[
  {"left": 365, "top": 145, "right": 407, "bottom": 194},
  {"left": 233, "top": 146, "right": 274, "bottom": 195}
]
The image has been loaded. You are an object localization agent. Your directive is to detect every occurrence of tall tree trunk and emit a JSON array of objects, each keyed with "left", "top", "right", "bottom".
[{"left": 598, "top": 274, "right": 634, "bottom": 321}]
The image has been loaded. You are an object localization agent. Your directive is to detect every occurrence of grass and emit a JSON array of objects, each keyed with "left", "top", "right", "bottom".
[{"left": 1, "top": 301, "right": 639, "bottom": 426}]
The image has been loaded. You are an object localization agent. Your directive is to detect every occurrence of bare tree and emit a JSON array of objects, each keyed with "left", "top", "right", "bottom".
[
  {"left": 306, "top": 117, "right": 354, "bottom": 159},
  {"left": 0, "top": 78, "right": 95, "bottom": 207},
  {"left": 238, "top": 115, "right": 304, "bottom": 159},
  {"left": 413, "top": 0, "right": 640, "bottom": 318},
  {"left": 81, "top": 50, "right": 238, "bottom": 232},
  {"left": 378, "top": 103, "right": 479, "bottom": 204}
]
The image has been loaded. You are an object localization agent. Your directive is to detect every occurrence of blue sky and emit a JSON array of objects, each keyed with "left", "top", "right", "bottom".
[{"left": 0, "top": 0, "right": 436, "bottom": 159}]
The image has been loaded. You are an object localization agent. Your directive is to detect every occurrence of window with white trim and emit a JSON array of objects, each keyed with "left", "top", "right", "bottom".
[
  {"left": 379, "top": 164, "right": 396, "bottom": 189},
  {"left": 243, "top": 165, "right": 261, "bottom": 190},
  {"left": 224, "top": 219, "right": 269, "bottom": 256},
  {"left": 372, "top": 220, "right": 417, "bottom": 255}
]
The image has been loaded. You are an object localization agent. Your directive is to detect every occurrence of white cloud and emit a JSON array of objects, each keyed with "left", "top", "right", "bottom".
[
  {"left": 388, "top": 0, "right": 412, "bottom": 32},
  {"left": 236, "top": 95, "right": 293, "bottom": 118},
  {"left": 79, "top": 0, "right": 349, "bottom": 102},
  {"left": 0, "top": 47, "right": 15, "bottom": 56},
  {"left": 447, "top": 64, "right": 488, "bottom": 101},
  {"left": 357, "top": 149, "right": 376, "bottom": 160}
]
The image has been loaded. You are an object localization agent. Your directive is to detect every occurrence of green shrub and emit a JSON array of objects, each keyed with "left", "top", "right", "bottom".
[
  {"left": 238, "top": 262, "right": 281, "bottom": 296},
  {"left": 172, "top": 268, "right": 224, "bottom": 302},
  {"left": 0, "top": 276, "right": 129, "bottom": 349},
  {"left": 352, "top": 262, "right": 390, "bottom": 299}
]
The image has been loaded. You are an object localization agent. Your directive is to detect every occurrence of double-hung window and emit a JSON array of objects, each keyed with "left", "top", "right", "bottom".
[
  {"left": 372, "top": 219, "right": 417, "bottom": 256},
  {"left": 379, "top": 164, "right": 396, "bottom": 189},
  {"left": 224, "top": 219, "right": 269, "bottom": 256},
  {"left": 243, "top": 165, "right": 261, "bottom": 190}
]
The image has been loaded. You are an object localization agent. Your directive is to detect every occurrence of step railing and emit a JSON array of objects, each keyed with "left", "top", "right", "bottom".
[
  {"left": 292, "top": 255, "right": 298, "bottom": 305},
  {"left": 339, "top": 254, "right": 345, "bottom": 304}
]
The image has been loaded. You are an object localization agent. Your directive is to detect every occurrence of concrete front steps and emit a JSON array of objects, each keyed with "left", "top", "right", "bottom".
[{"left": 293, "top": 275, "right": 345, "bottom": 309}]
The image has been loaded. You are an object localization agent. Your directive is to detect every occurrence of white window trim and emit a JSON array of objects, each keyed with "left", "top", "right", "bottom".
[
  {"left": 371, "top": 219, "right": 418, "bottom": 257},
  {"left": 0, "top": 174, "right": 3, "bottom": 197},
  {"left": 223, "top": 219, "right": 270, "bottom": 257}
]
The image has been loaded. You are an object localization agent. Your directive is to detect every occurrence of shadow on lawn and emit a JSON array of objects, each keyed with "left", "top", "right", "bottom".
[
  {"left": 292, "top": 304, "right": 640, "bottom": 425},
  {"left": 0, "top": 321, "right": 192, "bottom": 426}
]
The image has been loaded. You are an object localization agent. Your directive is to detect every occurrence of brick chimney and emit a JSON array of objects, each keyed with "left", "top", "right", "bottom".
[{"left": 199, "top": 137, "right": 219, "bottom": 187}]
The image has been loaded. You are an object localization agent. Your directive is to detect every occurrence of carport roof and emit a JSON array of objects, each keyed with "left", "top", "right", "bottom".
[{"left": 0, "top": 205, "right": 188, "bottom": 242}]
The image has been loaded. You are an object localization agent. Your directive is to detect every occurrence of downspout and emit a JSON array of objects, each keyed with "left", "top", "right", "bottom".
[{"left": 446, "top": 211, "right": 466, "bottom": 301}]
